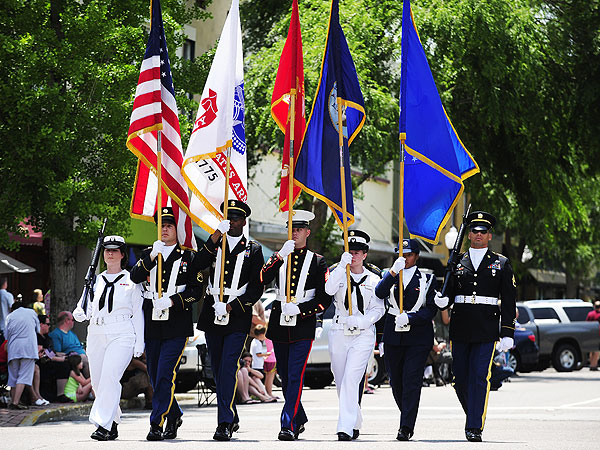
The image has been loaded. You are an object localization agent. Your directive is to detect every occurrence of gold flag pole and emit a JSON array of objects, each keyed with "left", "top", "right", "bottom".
[
  {"left": 337, "top": 97, "right": 353, "bottom": 318},
  {"left": 286, "top": 89, "right": 297, "bottom": 306},
  {"left": 219, "top": 147, "right": 232, "bottom": 306},
  {"left": 398, "top": 133, "right": 406, "bottom": 313},
  {"left": 157, "top": 130, "right": 163, "bottom": 298}
]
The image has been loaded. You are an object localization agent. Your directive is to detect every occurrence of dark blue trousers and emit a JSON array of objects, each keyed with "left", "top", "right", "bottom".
[
  {"left": 451, "top": 341, "right": 496, "bottom": 430},
  {"left": 145, "top": 337, "right": 188, "bottom": 427},
  {"left": 273, "top": 340, "right": 312, "bottom": 432},
  {"left": 384, "top": 343, "right": 430, "bottom": 432},
  {"left": 205, "top": 332, "right": 247, "bottom": 425}
]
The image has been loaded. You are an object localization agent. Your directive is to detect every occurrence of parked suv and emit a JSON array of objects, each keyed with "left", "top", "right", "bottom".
[{"left": 517, "top": 299, "right": 600, "bottom": 372}]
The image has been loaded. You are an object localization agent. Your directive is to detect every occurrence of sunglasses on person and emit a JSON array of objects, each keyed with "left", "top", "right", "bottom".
[{"left": 470, "top": 229, "right": 489, "bottom": 235}]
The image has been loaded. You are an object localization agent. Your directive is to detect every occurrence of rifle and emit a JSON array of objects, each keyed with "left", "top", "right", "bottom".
[
  {"left": 80, "top": 218, "right": 107, "bottom": 313},
  {"left": 440, "top": 204, "right": 471, "bottom": 297}
]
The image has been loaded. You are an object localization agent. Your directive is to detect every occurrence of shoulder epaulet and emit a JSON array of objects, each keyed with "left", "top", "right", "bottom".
[
  {"left": 493, "top": 251, "right": 507, "bottom": 259},
  {"left": 329, "top": 262, "right": 339, "bottom": 271},
  {"left": 365, "top": 262, "right": 382, "bottom": 277}
]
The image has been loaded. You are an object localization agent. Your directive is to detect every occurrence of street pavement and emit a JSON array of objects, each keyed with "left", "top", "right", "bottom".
[{"left": 1, "top": 368, "right": 599, "bottom": 449}]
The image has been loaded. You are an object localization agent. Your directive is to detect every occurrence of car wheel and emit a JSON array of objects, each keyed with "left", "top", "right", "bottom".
[
  {"left": 368, "top": 354, "right": 387, "bottom": 386},
  {"left": 552, "top": 343, "right": 579, "bottom": 372},
  {"left": 304, "top": 372, "right": 334, "bottom": 389},
  {"left": 507, "top": 351, "right": 520, "bottom": 372}
]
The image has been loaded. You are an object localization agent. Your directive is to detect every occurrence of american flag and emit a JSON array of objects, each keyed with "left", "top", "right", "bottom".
[{"left": 127, "top": 0, "right": 197, "bottom": 250}]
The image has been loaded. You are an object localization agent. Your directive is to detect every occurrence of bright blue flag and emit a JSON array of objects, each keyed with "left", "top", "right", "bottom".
[
  {"left": 294, "top": 0, "right": 365, "bottom": 228},
  {"left": 400, "top": 0, "right": 479, "bottom": 243}
]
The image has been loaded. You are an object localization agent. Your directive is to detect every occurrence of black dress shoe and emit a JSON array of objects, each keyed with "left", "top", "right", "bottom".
[
  {"left": 396, "top": 426, "right": 414, "bottom": 441},
  {"left": 465, "top": 428, "right": 482, "bottom": 442},
  {"left": 352, "top": 429, "right": 360, "bottom": 440},
  {"left": 8, "top": 403, "right": 28, "bottom": 410},
  {"left": 163, "top": 417, "right": 182, "bottom": 439},
  {"left": 213, "top": 423, "right": 232, "bottom": 441},
  {"left": 108, "top": 422, "right": 118, "bottom": 440},
  {"left": 337, "top": 432, "right": 352, "bottom": 441},
  {"left": 90, "top": 426, "right": 111, "bottom": 441},
  {"left": 294, "top": 423, "right": 305, "bottom": 439},
  {"left": 278, "top": 428, "right": 295, "bottom": 441},
  {"left": 146, "top": 423, "right": 164, "bottom": 441},
  {"left": 231, "top": 422, "right": 240, "bottom": 433}
]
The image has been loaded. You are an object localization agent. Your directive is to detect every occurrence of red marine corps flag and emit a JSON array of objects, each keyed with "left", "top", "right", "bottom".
[
  {"left": 271, "top": 0, "right": 305, "bottom": 212},
  {"left": 127, "top": 0, "right": 197, "bottom": 250}
]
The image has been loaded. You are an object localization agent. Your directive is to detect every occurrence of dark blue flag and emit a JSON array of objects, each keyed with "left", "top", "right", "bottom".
[
  {"left": 294, "top": 0, "right": 365, "bottom": 228},
  {"left": 400, "top": 0, "right": 479, "bottom": 243}
]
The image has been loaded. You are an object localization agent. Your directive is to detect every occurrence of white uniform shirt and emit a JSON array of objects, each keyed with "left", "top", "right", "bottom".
[
  {"left": 77, "top": 270, "right": 144, "bottom": 352},
  {"left": 326, "top": 266, "right": 385, "bottom": 330}
]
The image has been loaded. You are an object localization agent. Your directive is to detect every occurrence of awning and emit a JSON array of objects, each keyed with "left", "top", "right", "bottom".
[
  {"left": 0, "top": 252, "right": 36, "bottom": 274},
  {"left": 528, "top": 268, "right": 566, "bottom": 285}
]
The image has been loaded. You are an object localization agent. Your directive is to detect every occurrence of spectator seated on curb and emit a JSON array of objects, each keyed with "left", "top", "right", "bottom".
[
  {"left": 37, "top": 315, "right": 72, "bottom": 403},
  {"left": 48, "top": 311, "right": 90, "bottom": 378},
  {"left": 120, "top": 354, "right": 153, "bottom": 410},
  {"left": 236, "top": 352, "right": 276, "bottom": 404},
  {"left": 65, "top": 354, "right": 93, "bottom": 403}
]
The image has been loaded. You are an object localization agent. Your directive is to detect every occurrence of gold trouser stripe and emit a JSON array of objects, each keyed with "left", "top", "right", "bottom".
[
  {"left": 229, "top": 336, "right": 248, "bottom": 417},
  {"left": 159, "top": 337, "right": 188, "bottom": 427},
  {"left": 480, "top": 342, "right": 497, "bottom": 431}
]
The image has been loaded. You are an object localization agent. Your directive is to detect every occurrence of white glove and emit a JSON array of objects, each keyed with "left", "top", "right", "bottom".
[
  {"left": 434, "top": 292, "right": 450, "bottom": 309},
  {"left": 153, "top": 296, "right": 171, "bottom": 310},
  {"left": 217, "top": 219, "right": 230, "bottom": 234},
  {"left": 73, "top": 307, "right": 87, "bottom": 322},
  {"left": 378, "top": 342, "right": 384, "bottom": 356},
  {"left": 133, "top": 347, "right": 144, "bottom": 358},
  {"left": 315, "top": 327, "right": 324, "bottom": 339},
  {"left": 213, "top": 301, "right": 228, "bottom": 317},
  {"left": 281, "top": 302, "right": 300, "bottom": 316},
  {"left": 278, "top": 240, "right": 296, "bottom": 259},
  {"left": 340, "top": 252, "right": 352, "bottom": 267},
  {"left": 496, "top": 337, "right": 514, "bottom": 352},
  {"left": 150, "top": 240, "right": 165, "bottom": 260},
  {"left": 346, "top": 315, "right": 358, "bottom": 329},
  {"left": 391, "top": 256, "right": 406, "bottom": 274},
  {"left": 395, "top": 312, "right": 409, "bottom": 328}
]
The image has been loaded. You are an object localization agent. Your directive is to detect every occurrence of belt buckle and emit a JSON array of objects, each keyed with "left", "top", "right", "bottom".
[{"left": 471, "top": 294, "right": 476, "bottom": 304}]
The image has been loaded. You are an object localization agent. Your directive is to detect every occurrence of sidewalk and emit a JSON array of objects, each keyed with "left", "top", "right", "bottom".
[{"left": 0, "top": 395, "right": 197, "bottom": 427}]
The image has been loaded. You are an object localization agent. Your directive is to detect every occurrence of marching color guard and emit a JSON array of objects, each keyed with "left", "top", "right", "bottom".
[
  {"left": 375, "top": 238, "right": 438, "bottom": 441},
  {"left": 196, "top": 200, "right": 264, "bottom": 441},
  {"left": 260, "top": 210, "right": 333, "bottom": 441},
  {"left": 324, "top": 230, "right": 384, "bottom": 441},
  {"left": 73, "top": 235, "right": 144, "bottom": 441},
  {"left": 435, "top": 211, "right": 516, "bottom": 442},
  {"left": 130, "top": 207, "right": 205, "bottom": 441}
]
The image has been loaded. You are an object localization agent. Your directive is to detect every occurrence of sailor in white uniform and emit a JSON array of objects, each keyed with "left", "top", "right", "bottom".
[
  {"left": 73, "top": 235, "right": 144, "bottom": 441},
  {"left": 324, "top": 230, "right": 384, "bottom": 441}
]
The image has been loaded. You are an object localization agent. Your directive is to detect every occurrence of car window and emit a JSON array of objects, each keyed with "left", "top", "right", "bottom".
[
  {"left": 516, "top": 306, "right": 530, "bottom": 324},
  {"left": 531, "top": 307, "right": 560, "bottom": 321},
  {"left": 563, "top": 306, "right": 593, "bottom": 322}
]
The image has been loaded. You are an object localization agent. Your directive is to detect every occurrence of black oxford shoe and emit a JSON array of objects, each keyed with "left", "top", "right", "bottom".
[
  {"left": 213, "top": 423, "right": 232, "bottom": 441},
  {"left": 337, "top": 432, "right": 352, "bottom": 441},
  {"left": 163, "top": 417, "right": 182, "bottom": 439},
  {"left": 278, "top": 428, "right": 295, "bottom": 441},
  {"left": 90, "top": 426, "right": 111, "bottom": 441},
  {"left": 465, "top": 428, "right": 482, "bottom": 442},
  {"left": 352, "top": 429, "right": 360, "bottom": 440},
  {"left": 294, "top": 423, "right": 305, "bottom": 439},
  {"left": 396, "top": 426, "right": 414, "bottom": 441},
  {"left": 146, "top": 423, "right": 163, "bottom": 441},
  {"left": 109, "top": 422, "right": 118, "bottom": 440}
]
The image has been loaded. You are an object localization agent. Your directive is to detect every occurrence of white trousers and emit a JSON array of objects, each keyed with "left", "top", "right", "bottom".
[
  {"left": 328, "top": 327, "right": 376, "bottom": 435},
  {"left": 86, "top": 323, "right": 135, "bottom": 429}
]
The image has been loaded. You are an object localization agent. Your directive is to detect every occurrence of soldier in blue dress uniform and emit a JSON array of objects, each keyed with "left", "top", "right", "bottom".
[
  {"left": 435, "top": 211, "right": 517, "bottom": 442},
  {"left": 375, "top": 238, "right": 438, "bottom": 441},
  {"left": 195, "top": 200, "right": 264, "bottom": 441},
  {"left": 260, "top": 210, "right": 332, "bottom": 441},
  {"left": 130, "top": 206, "right": 205, "bottom": 441}
]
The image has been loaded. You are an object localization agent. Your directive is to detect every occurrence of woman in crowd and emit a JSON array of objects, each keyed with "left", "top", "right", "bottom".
[{"left": 73, "top": 235, "right": 144, "bottom": 441}]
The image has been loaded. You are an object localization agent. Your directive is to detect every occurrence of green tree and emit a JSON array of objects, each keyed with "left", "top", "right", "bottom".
[{"left": 0, "top": 0, "right": 211, "bottom": 321}]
